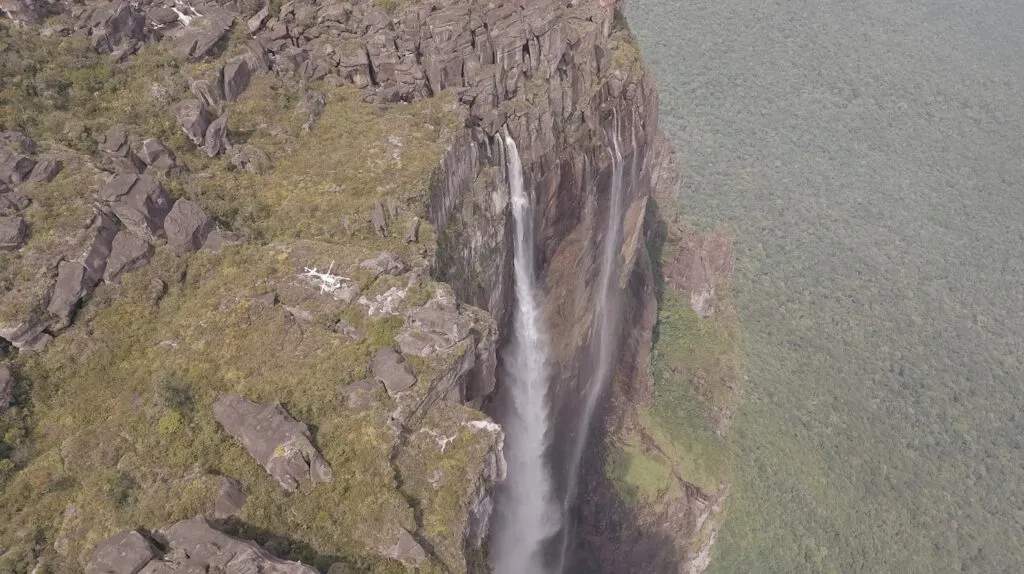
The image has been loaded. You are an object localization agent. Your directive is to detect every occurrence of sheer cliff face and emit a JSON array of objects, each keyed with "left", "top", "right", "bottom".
[{"left": 418, "top": 1, "right": 701, "bottom": 571}]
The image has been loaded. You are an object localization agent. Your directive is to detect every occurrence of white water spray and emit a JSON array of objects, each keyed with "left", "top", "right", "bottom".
[
  {"left": 490, "top": 131, "right": 561, "bottom": 574},
  {"left": 557, "top": 119, "right": 629, "bottom": 573}
]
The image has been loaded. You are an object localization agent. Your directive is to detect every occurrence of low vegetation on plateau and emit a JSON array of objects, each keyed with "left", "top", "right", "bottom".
[{"left": 1, "top": 14, "right": 492, "bottom": 574}]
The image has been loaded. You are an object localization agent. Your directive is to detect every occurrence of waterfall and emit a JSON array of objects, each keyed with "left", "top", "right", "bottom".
[
  {"left": 557, "top": 119, "right": 628, "bottom": 573},
  {"left": 489, "top": 131, "right": 561, "bottom": 574}
]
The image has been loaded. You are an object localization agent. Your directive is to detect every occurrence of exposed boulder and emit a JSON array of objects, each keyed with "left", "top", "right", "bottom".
[
  {"left": 204, "top": 115, "right": 229, "bottom": 158},
  {"left": 247, "top": 4, "right": 269, "bottom": 34},
  {"left": 359, "top": 251, "right": 407, "bottom": 278},
  {"left": 98, "top": 125, "right": 131, "bottom": 156},
  {"left": 370, "top": 202, "right": 388, "bottom": 237},
  {"left": 172, "top": 6, "right": 234, "bottom": 59},
  {"left": 99, "top": 125, "right": 145, "bottom": 173},
  {"left": 212, "top": 395, "right": 333, "bottom": 491},
  {"left": 339, "top": 378, "right": 384, "bottom": 407},
  {"left": 137, "top": 139, "right": 178, "bottom": 176},
  {"left": 190, "top": 78, "right": 222, "bottom": 108},
  {"left": 331, "top": 318, "right": 365, "bottom": 341},
  {"left": 99, "top": 174, "right": 173, "bottom": 239},
  {"left": 147, "top": 7, "right": 178, "bottom": 29},
  {"left": 84, "top": 530, "right": 158, "bottom": 574},
  {"left": 251, "top": 291, "right": 278, "bottom": 308},
  {"left": 243, "top": 39, "right": 271, "bottom": 72},
  {"left": 143, "top": 517, "right": 319, "bottom": 574},
  {"left": 47, "top": 261, "right": 89, "bottom": 330},
  {"left": 163, "top": 199, "right": 214, "bottom": 254},
  {"left": 0, "top": 364, "right": 14, "bottom": 415},
  {"left": 47, "top": 212, "right": 117, "bottom": 330},
  {"left": 0, "top": 311, "right": 52, "bottom": 353},
  {"left": 85, "top": 518, "right": 318, "bottom": 574},
  {"left": 0, "top": 146, "right": 35, "bottom": 185},
  {"left": 379, "top": 528, "right": 427, "bottom": 568},
  {"left": 27, "top": 155, "right": 63, "bottom": 182},
  {"left": 0, "top": 215, "right": 27, "bottom": 251},
  {"left": 89, "top": 2, "right": 146, "bottom": 56},
  {"left": 173, "top": 99, "right": 213, "bottom": 145},
  {"left": 227, "top": 144, "right": 271, "bottom": 174},
  {"left": 221, "top": 59, "right": 251, "bottom": 102},
  {"left": 370, "top": 347, "right": 416, "bottom": 395},
  {"left": 81, "top": 210, "right": 119, "bottom": 286},
  {"left": 0, "top": 0, "right": 44, "bottom": 26},
  {"left": 396, "top": 305, "right": 473, "bottom": 358},
  {"left": 213, "top": 477, "right": 247, "bottom": 519},
  {"left": 0, "top": 184, "right": 30, "bottom": 215},
  {"left": 0, "top": 130, "right": 35, "bottom": 154},
  {"left": 104, "top": 230, "right": 152, "bottom": 283}
]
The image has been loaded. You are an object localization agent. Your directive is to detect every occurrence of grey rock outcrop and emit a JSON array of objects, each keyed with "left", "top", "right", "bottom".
[
  {"left": 86, "top": 519, "right": 318, "bottom": 574},
  {"left": 47, "top": 212, "right": 117, "bottom": 330},
  {"left": 0, "top": 184, "right": 30, "bottom": 215},
  {"left": 171, "top": 6, "right": 234, "bottom": 60},
  {"left": 213, "top": 477, "right": 247, "bottom": 519},
  {"left": 212, "top": 395, "right": 333, "bottom": 491},
  {"left": 0, "top": 318, "right": 51, "bottom": 353},
  {"left": 370, "top": 202, "right": 388, "bottom": 237},
  {"left": 339, "top": 378, "right": 384, "bottom": 407},
  {"left": 0, "top": 215, "right": 27, "bottom": 251},
  {"left": 227, "top": 144, "right": 271, "bottom": 174},
  {"left": 99, "top": 174, "right": 173, "bottom": 239},
  {"left": 47, "top": 261, "right": 90, "bottom": 330},
  {"left": 190, "top": 78, "right": 222, "bottom": 108},
  {"left": 0, "top": 131, "right": 35, "bottom": 154},
  {"left": 370, "top": 347, "right": 416, "bottom": 395},
  {"left": 0, "top": 146, "right": 35, "bottom": 184},
  {"left": 163, "top": 199, "right": 214, "bottom": 254},
  {"left": 173, "top": 99, "right": 213, "bottom": 145},
  {"left": 85, "top": 530, "right": 158, "bottom": 574},
  {"left": 379, "top": 529, "right": 426, "bottom": 568},
  {"left": 99, "top": 125, "right": 145, "bottom": 173},
  {"left": 26, "top": 155, "right": 61, "bottom": 182},
  {"left": 203, "top": 115, "right": 229, "bottom": 158},
  {"left": 142, "top": 517, "right": 318, "bottom": 573},
  {"left": 104, "top": 230, "right": 152, "bottom": 283},
  {"left": 137, "top": 139, "right": 178, "bottom": 176},
  {"left": 221, "top": 59, "right": 251, "bottom": 102},
  {"left": 88, "top": 2, "right": 146, "bottom": 56},
  {"left": 359, "top": 251, "right": 407, "bottom": 278},
  {"left": 0, "top": 0, "right": 44, "bottom": 26}
]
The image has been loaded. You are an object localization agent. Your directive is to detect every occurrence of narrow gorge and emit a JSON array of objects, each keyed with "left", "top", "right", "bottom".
[{"left": 0, "top": 0, "right": 741, "bottom": 573}]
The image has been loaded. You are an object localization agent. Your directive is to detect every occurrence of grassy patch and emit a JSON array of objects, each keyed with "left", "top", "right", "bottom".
[
  {"left": 0, "top": 242, "right": 495, "bottom": 573},
  {"left": 606, "top": 443, "right": 672, "bottom": 505}
]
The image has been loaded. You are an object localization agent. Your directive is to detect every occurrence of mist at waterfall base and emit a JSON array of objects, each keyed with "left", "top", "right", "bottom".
[{"left": 488, "top": 133, "right": 561, "bottom": 574}]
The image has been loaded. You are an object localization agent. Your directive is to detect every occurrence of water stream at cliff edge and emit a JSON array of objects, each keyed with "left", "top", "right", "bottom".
[
  {"left": 489, "top": 131, "right": 561, "bottom": 574},
  {"left": 557, "top": 120, "right": 629, "bottom": 574}
]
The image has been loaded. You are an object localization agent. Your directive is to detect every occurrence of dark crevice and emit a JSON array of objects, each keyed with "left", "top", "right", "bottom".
[{"left": 365, "top": 47, "right": 379, "bottom": 86}]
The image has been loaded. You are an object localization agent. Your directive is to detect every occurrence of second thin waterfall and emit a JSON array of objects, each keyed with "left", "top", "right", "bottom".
[
  {"left": 558, "top": 120, "right": 629, "bottom": 573},
  {"left": 489, "top": 131, "right": 561, "bottom": 574}
]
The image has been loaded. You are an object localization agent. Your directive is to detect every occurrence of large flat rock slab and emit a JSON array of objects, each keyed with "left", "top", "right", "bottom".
[{"left": 212, "top": 395, "right": 332, "bottom": 491}]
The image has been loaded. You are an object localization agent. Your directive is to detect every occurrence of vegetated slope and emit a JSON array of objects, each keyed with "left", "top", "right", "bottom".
[{"left": 0, "top": 12, "right": 500, "bottom": 573}]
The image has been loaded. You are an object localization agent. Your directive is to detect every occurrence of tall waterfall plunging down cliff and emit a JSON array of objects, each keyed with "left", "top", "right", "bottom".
[
  {"left": 490, "top": 132, "right": 561, "bottom": 574},
  {"left": 557, "top": 121, "right": 628, "bottom": 574}
]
